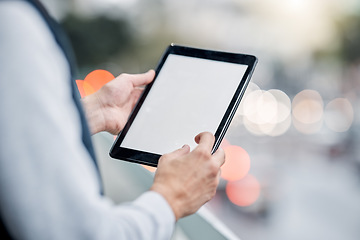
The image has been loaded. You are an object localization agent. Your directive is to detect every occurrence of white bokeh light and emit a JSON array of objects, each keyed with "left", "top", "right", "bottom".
[
  {"left": 268, "top": 89, "right": 291, "bottom": 123},
  {"left": 242, "top": 88, "right": 292, "bottom": 136},
  {"left": 292, "top": 89, "right": 324, "bottom": 134},
  {"left": 324, "top": 98, "right": 354, "bottom": 132},
  {"left": 244, "top": 90, "right": 277, "bottom": 125}
]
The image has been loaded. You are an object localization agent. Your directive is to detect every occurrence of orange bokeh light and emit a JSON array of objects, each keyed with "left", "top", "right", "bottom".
[
  {"left": 221, "top": 145, "right": 251, "bottom": 181},
  {"left": 83, "top": 81, "right": 95, "bottom": 96},
  {"left": 76, "top": 69, "right": 115, "bottom": 98},
  {"left": 226, "top": 174, "right": 261, "bottom": 207},
  {"left": 75, "top": 80, "right": 86, "bottom": 98},
  {"left": 141, "top": 164, "right": 156, "bottom": 172},
  {"left": 84, "top": 69, "right": 114, "bottom": 92}
]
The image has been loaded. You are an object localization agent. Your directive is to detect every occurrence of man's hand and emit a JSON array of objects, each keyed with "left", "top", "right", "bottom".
[
  {"left": 151, "top": 132, "right": 225, "bottom": 221},
  {"left": 81, "top": 70, "right": 155, "bottom": 135}
]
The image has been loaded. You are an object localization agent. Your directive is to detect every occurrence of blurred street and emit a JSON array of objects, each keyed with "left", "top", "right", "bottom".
[{"left": 42, "top": 0, "right": 360, "bottom": 239}]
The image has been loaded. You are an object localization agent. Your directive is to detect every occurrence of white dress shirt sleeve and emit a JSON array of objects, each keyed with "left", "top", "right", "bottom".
[{"left": 0, "top": 2, "right": 175, "bottom": 240}]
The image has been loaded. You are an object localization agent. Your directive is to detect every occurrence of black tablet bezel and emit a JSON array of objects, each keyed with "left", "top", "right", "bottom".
[{"left": 109, "top": 44, "right": 257, "bottom": 167}]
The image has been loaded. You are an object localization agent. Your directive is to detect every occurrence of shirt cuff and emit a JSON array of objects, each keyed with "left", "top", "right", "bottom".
[{"left": 133, "top": 191, "right": 176, "bottom": 237}]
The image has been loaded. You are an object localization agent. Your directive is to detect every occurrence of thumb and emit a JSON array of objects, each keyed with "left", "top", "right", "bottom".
[{"left": 130, "top": 69, "right": 155, "bottom": 87}]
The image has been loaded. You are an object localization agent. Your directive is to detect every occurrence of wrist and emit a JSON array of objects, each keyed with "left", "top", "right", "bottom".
[{"left": 81, "top": 93, "right": 106, "bottom": 135}]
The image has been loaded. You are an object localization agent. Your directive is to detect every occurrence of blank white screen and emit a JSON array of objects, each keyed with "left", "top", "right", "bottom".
[{"left": 121, "top": 54, "right": 248, "bottom": 154}]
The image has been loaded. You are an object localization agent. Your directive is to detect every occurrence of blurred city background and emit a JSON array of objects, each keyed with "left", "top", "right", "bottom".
[{"left": 43, "top": 0, "right": 359, "bottom": 239}]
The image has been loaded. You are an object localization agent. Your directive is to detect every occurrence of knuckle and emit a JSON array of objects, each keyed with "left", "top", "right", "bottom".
[
  {"left": 158, "top": 154, "right": 169, "bottom": 163},
  {"left": 161, "top": 153, "right": 170, "bottom": 160},
  {"left": 207, "top": 132, "right": 215, "bottom": 140},
  {"left": 195, "top": 147, "right": 211, "bottom": 160},
  {"left": 100, "top": 82, "right": 111, "bottom": 92},
  {"left": 100, "top": 81, "right": 117, "bottom": 96},
  {"left": 205, "top": 132, "right": 215, "bottom": 142},
  {"left": 119, "top": 73, "right": 130, "bottom": 78},
  {"left": 208, "top": 164, "right": 219, "bottom": 178},
  {"left": 203, "top": 131, "right": 212, "bottom": 136},
  {"left": 118, "top": 74, "right": 133, "bottom": 86}
]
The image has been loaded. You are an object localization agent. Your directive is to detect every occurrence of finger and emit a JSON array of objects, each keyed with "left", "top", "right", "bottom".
[
  {"left": 130, "top": 70, "right": 155, "bottom": 87},
  {"left": 162, "top": 144, "right": 190, "bottom": 160},
  {"left": 212, "top": 147, "right": 225, "bottom": 168},
  {"left": 194, "top": 132, "right": 215, "bottom": 152}
]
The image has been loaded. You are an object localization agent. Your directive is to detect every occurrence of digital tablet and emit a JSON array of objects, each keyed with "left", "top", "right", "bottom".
[{"left": 109, "top": 44, "right": 257, "bottom": 167}]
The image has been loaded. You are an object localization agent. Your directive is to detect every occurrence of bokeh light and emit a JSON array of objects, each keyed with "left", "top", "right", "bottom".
[
  {"left": 221, "top": 145, "right": 250, "bottom": 181},
  {"left": 75, "top": 80, "right": 86, "bottom": 98},
  {"left": 267, "top": 115, "right": 292, "bottom": 137},
  {"left": 267, "top": 89, "right": 292, "bottom": 136},
  {"left": 237, "top": 82, "right": 261, "bottom": 116},
  {"left": 84, "top": 69, "right": 115, "bottom": 92},
  {"left": 324, "top": 98, "right": 354, "bottom": 132},
  {"left": 83, "top": 81, "right": 96, "bottom": 96},
  {"left": 76, "top": 69, "right": 115, "bottom": 97},
  {"left": 242, "top": 117, "right": 265, "bottom": 136},
  {"left": 292, "top": 89, "right": 324, "bottom": 134},
  {"left": 226, "top": 174, "right": 261, "bottom": 207},
  {"left": 141, "top": 164, "right": 156, "bottom": 173},
  {"left": 268, "top": 89, "right": 291, "bottom": 123},
  {"left": 241, "top": 88, "right": 292, "bottom": 136},
  {"left": 243, "top": 90, "right": 277, "bottom": 136},
  {"left": 244, "top": 90, "right": 277, "bottom": 125}
]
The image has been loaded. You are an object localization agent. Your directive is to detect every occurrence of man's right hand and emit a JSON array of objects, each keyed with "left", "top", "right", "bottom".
[{"left": 150, "top": 132, "right": 225, "bottom": 221}]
